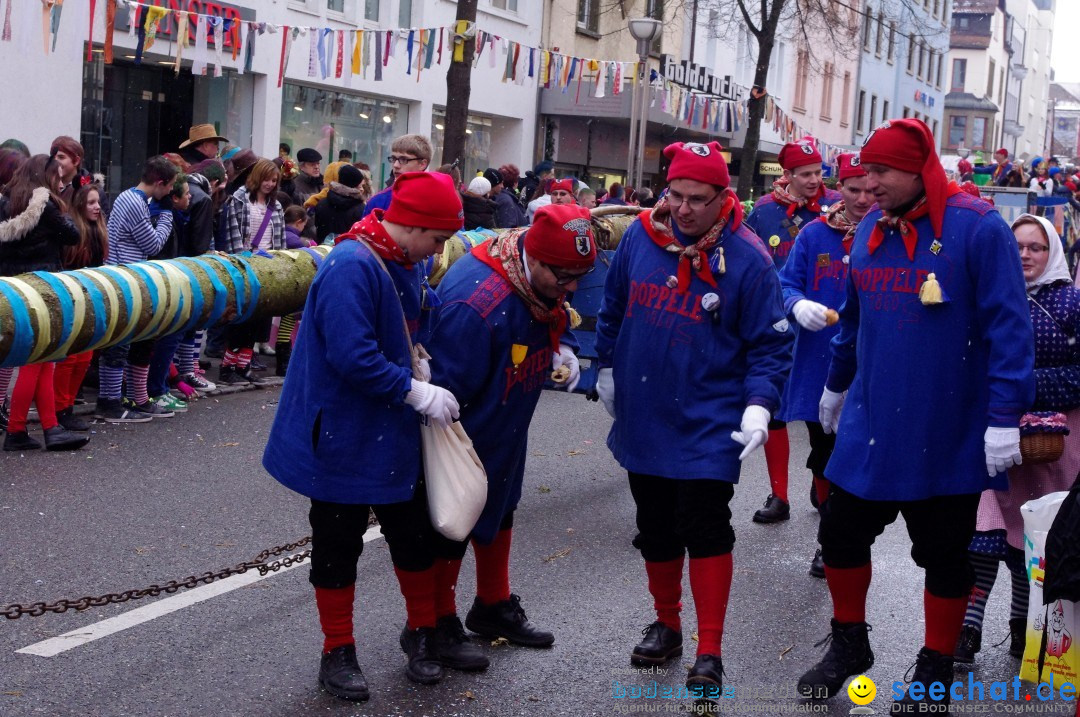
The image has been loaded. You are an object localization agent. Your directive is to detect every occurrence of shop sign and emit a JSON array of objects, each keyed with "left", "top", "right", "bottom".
[
  {"left": 758, "top": 161, "right": 783, "bottom": 175},
  {"left": 660, "top": 55, "right": 741, "bottom": 101},
  {"left": 914, "top": 90, "right": 936, "bottom": 108},
  {"left": 116, "top": 1, "right": 255, "bottom": 45}
]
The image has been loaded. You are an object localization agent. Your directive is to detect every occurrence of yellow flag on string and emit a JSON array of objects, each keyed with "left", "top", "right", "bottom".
[
  {"left": 453, "top": 20, "right": 468, "bottom": 63},
  {"left": 352, "top": 30, "right": 362, "bottom": 74}
]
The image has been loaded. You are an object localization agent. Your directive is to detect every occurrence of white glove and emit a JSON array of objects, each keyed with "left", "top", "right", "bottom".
[
  {"left": 819, "top": 388, "right": 845, "bottom": 434},
  {"left": 596, "top": 367, "right": 615, "bottom": 418},
  {"left": 553, "top": 344, "right": 581, "bottom": 392},
  {"left": 415, "top": 357, "right": 431, "bottom": 383},
  {"left": 792, "top": 299, "right": 829, "bottom": 332},
  {"left": 731, "top": 405, "right": 770, "bottom": 461},
  {"left": 405, "top": 381, "right": 460, "bottom": 428},
  {"left": 984, "top": 426, "right": 1022, "bottom": 477}
]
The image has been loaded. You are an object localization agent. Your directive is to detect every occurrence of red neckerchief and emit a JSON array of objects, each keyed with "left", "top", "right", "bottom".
[
  {"left": 639, "top": 192, "right": 742, "bottom": 294},
  {"left": 335, "top": 209, "right": 413, "bottom": 268},
  {"left": 867, "top": 182, "right": 961, "bottom": 261},
  {"left": 771, "top": 177, "right": 824, "bottom": 218},
  {"left": 474, "top": 228, "right": 567, "bottom": 352},
  {"left": 822, "top": 201, "right": 857, "bottom": 255}
]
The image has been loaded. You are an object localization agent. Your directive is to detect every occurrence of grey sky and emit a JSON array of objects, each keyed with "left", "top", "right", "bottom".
[{"left": 1051, "top": 2, "right": 1079, "bottom": 82}]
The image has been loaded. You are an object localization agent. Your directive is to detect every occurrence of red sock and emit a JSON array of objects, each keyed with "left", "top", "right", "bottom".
[
  {"left": 825, "top": 563, "right": 872, "bottom": 623},
  {"left": 688, "top": 554, "right": 732, "bottom": 656},
  {"left": 763, "top": 428, "right": 789, "bottom": 502},
  {"left": 813, "top": 475, "right": 830, "bottom": 508},
  {"left": 222, "top": 350, "right": 239, "bottom": 368},
  {"left": 434, "top": 558, "right": 463, "bottom": 618},
  {"left": 473, "top": 528, "right": 512, "bottom": 605},
  {"left": 645, "top": 557, "right": 684, "bottom": 632},
  {"left": 394, "top": 566, "right": 437, "bottom": 630},
  {"left": 314, "top": 584, "right": 355, "bottom": 653},
  {"left": 924, "top": 589, "right": 968, "bottom": 655},
  {"left": 237, "top": 347, "right": 254, "bottom": 369}
]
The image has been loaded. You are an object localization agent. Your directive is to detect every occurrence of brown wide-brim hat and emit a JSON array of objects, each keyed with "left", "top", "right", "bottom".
[{"left": 179, "top": 123, "right": 229, "bottom": 149}]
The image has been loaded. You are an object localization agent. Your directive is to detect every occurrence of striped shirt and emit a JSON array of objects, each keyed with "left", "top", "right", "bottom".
[{"left": 106, "top": 188, "right": 172, "bottom": 266}]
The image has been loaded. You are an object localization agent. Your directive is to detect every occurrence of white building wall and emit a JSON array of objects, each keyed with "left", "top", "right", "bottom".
[{"left": 1016, "top": 3, "right": 1054, "bottom": 159}]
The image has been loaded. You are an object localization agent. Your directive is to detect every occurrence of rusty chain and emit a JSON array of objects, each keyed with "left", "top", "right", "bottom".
[{"left": 1, "top": 536, "right": 313, "bottom": 620}]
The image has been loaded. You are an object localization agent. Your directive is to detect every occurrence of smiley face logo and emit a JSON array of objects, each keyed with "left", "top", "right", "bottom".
[{"left": 848, "top": 675, "right": 876, "bottom": 706}]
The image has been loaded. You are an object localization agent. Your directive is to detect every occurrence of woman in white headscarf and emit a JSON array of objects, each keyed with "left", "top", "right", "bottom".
[{"left": 955, "top": 213, "right": 1080, "bottom": 666}]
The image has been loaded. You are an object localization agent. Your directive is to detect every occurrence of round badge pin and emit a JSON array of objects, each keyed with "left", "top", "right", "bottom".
[
  {"left": 666, "top": 275, "right": 679, "bottom": 289},
  {"left": 769, "top": 235, "right": 781, "bottom": 248},
  {"left": 702, "top": 293, "right": 720, "bottom": 312}
]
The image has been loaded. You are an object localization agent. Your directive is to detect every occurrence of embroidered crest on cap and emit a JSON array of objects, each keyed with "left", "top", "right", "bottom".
[
  {"left": 685, "top": 143, "right": 711, "bottom": 157},
  {"left": 563, "top": 218, "right": 593, "bottom": 256},
  {"left": 800, "top": 144, "right": 815, "bottom": 155},
  {"left": 850, "top": 154, "right": 861, "bottom": 166}
]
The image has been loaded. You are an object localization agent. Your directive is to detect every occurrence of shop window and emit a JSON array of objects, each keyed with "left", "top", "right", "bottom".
[
  {"left": 280, "top": 83, "right": 407, "bottom": 188},
  {"left": 430, "top": 109, "right": 493, "bottom": 183},
  {"left": 577, "top": 0, "right": 599, "bottom": 33}
]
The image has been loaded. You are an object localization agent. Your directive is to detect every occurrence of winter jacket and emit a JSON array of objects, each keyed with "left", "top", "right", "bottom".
[
  {"left": 290, "top": 172, "right": 323, "bottom": 206},
  {"left": 107, "top": 188, "right": 173, "bottom": 265},
  {"left": 0, "top": 187, "right": 79, "bottom": 276},
  {"left": 361, "top": 186, "right": 393, "bottom": 218},
  {"left": 461, "top": 193, "right": 497, "bottom": 230},
  {"left": 285, "top": 226, "right": 311, "bottom": 249},
  {"left": 181, "top": 173, "right": 215, "bottom": 257},
  {"left": 1028, "top": 281, "right": 1080, "bottom": 412},
  {"left": 222, "top": 186, "right": 285, "bottom": 254},
  {"left": 493, "top": 189, "right": 525, "bottom": 228},
  {"left": 313, "top": 182, "right": 366, "bottom": 242}
]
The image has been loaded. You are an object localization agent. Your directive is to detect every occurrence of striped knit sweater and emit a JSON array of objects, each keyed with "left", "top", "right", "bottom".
[{"left": 106, "top": 188, "right": 172, "bottom": 266}]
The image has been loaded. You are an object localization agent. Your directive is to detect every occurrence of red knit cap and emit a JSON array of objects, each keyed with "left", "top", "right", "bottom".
[
  {"left": 384, "top": 172, "right": 464, "bottom": 231},
  {"left": 994, "top": 148, "right": 1009, "bottom": 158},
  {"left": 663, "top": 141, "right": 730, "bottom": 188},
  {"left": 550, "top": 178, "right": 575, "bottom": 194},
  {"left": 778, "top": 137, "right": 822, "bottom": 171},
  {"left": 525, "top": 204, "right": 597, "bottom": 271},
  {"left": 861, "top": 118, "right": 950, "bottom": 238},
  {"left": 959, "top": 181, "right": 981, "bottom": 198},
  {"left": 837, "top": 152, "right": 865, "bottom": 182}
]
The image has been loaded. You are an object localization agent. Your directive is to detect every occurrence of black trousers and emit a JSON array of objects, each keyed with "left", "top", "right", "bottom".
[
  {"left": 225, "top": 317, "right": 272, "bottom": 351},
  {"left": 804, "top": 421, "right": 837, "bottom": 476},
  {"left": 627, "top": 472, "right": 736, "bottom": 562},
  {"left": 308, "top": 489, "right": 434, "bottom": 589},
  {"left": 818, "top": 484, "right": 980, "bottom": 598}
]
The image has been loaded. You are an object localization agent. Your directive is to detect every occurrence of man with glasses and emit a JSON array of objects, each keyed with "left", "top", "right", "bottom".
[
  {"left": 363, "top": 134, "right": 433, "bottom": 218},
  {"left": 594, "top": 141, "right": 794, "bottom": 693},
  {"left": 421, "top": 204, "right": 596, "bottom": 665},
  {"left": 292, "top": 148, "right": 324, "bottom": 205},
  {"left": 744, "top": 136, "right": 841, "bottom": 526}
]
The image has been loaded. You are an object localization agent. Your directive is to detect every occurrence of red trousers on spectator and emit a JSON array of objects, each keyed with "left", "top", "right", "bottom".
[
  {"left": 8, "top": 364, "right": 58, "bottom": 433},
  {"left": 53, "top": 351, "right": 93, "bottom": 413}
]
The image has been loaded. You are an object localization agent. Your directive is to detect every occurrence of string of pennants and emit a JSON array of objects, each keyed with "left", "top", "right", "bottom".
[{"left": 5, "top": 0, "right": 848, "bottom": 160}]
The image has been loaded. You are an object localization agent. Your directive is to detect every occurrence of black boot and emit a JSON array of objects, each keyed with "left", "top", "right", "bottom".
[
  {"left": 798, "top": 619, "right": 874, "bottom": 699},
  {"left": 1009, "top": 617, "right": 1026, "bottom": 658},
  {"left": 3, "top": 431, "right": 41, "bottom": 451},
  {"left": 238, "top": 367, "right": 267, "bottom": 385},
  {"left": 0, "top": 399, "right": 8, "bottom": 432},
  {"left": 318, "top": 644, "right": 369, "bottom": 702},
  {"left": 953, "top": 624, "right": 981, "bottom": 664},
  {"left": 753, "top": 494, "right": 790, "bottom": 523},
  {"left": 686, "top": 653, "right": 724, "bottom": 693},
  {"left": 218, "top": 365, "right": 248, "bottom": 386},
  {"left": 399, "top": 626, "right": 444, "bottom": 684},
  {"left": 631, "top": 621, "right": 683, "bottom": 666},
  {"left": 465, "top": 594, "right": 554, "bottom": 647},
  {"left": 809, "top": 549, "right": 826, "bottom": 579},
  {"left": 275, "top": 342, "right": 292, "bottom": 377},
  {"left": 891, "top": 647, "right": 953, "bottom": 714},
  {"left": 43, "top": 426, "right": 90, "bottom": 451},
  {"left": 431, "top": 615, "right": 489, "bottom": 671},
  {"left": 57, "top": 407, "right": 91, "bottom": 432}
]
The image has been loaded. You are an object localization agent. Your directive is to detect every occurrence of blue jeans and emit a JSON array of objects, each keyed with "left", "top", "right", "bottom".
[{"left": 148, "top": 331, "right": 186, "bottom": 398}]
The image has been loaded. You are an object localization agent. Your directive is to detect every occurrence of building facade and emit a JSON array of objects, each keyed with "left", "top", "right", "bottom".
[
  {"left": 1050, "top": 83, "right": 1080, "bottom": 164},
  {"left": 943, "top": 0, "right": 1009, "bottom": 155}
]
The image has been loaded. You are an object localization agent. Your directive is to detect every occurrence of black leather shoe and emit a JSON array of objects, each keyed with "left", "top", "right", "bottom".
[
  {"left": 798, "top": 620, "right": 874, "bottom": 699},
  {"left": 686, "top": 653, "right": 724, "bottom": 692},
  {"left": 891, "top": 647, "right": 953, "bottom": 714},
  {"left": 318, "top": 644, "right": 369, "bottom": 702},
  {"left": 57, "top": 407, "right": 91, "bottom": 432},
  {"left": 1009, "top": 618, "right": 1026, "bottom": 658},
  {"left": 239, "top": 368, "right": 268, "bottom": 385},
  {"left": 953, "top": 624, "right": 981, "bottom": 664},
  {"left": 399, "top": 626, "right": 444, "bottom": 684},
  {"left": 465, "top": 594, "right": 554, "bottom": 647},
  {"left": 249, "top": 356, "right": 268, "bottom": 372},
  {"left": 43, "top": 426, "right": 90, "bottom": 451},
  {"left": 631, "top": 621, "right": 683, "bottom": 666},
  {"left": 3, "top": 431, "right": 41, "bottom": 451},
  {"left": 809, "top": 549, "right": 826, "bottom": 579},
  {"left": 275, "top": 342, "right": 292, "bottom": 377},
  {"left": 432, "top": 615, "right": 489, "bottom": 671},
  {"left": 753, "top": 494, "right": 790, "bottom": 523}
]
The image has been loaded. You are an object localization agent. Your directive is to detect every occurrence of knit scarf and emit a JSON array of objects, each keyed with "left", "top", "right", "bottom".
[
  {"left": 474, "top": 227, "right": 567, "bottom": 351},
  {"left": 822, "top": 200, "right": 857, "bottom": 254},
  {"left": 335, "top": 210, "right": 412, "bottom": 268},
  {"left": 771, "top": 177, "right": 824, "bottom": 218},
  {"left": 867, "top": 183, "right": 961, "bottom": 261},
  {"left": 640, "top": 191, "right": 742, "bottom": 293}
]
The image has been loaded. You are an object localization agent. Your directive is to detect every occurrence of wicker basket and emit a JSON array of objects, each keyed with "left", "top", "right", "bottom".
[{"left": 1020, "top": 432, "right": 1065, "bottom": 464}]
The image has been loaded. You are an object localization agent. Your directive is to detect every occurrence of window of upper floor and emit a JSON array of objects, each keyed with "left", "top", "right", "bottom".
[{"left": 577, "top": 0, "right": 599, "bottom": 34}]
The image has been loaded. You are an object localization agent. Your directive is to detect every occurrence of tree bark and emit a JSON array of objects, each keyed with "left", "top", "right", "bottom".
[
  {"left": 735, "top": 0, "right": 786, "bottom": 200},
  {"left": 441, "top": 0, "right": 479, "bottom": 167}
]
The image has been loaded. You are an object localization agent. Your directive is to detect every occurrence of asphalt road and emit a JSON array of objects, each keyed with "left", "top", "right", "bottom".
[{"left": 0, "top": 386, "right": 1067, "bottom": 717}]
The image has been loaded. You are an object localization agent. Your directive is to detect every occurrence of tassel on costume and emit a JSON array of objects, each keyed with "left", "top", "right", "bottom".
[
  {"left": 565, "top": 303, "right": 582, "bottom": 329},
  {"left": 717, "top": 247, "right": 725, "bottom": 276},
  {"left": 919, "top": 273, "right": 942, "bottom": 305}
]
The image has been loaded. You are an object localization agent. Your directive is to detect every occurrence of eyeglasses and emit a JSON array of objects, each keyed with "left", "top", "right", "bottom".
[
  {"left": 1017, "top": 243, "right": 1049, "bottom": 254},
  {"left": 543, "top": 263, "right": 595, "bottom": 286},
  {"left": 666, "top": 190, "right": 722, "bottom": 212},
  {"left": 387, "top": 155, "right": 420, "bottom": 166}
]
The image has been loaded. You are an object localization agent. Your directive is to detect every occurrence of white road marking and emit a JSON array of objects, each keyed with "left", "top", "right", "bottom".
[{"left": 16, "top": 525, "right": 384, "bottom": 658}]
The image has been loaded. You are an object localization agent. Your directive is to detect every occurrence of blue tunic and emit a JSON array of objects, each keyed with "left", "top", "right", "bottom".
[
  {"left": 777, "top": 217, "right": 850, "bottom": 423},
  {"left": 745, "top": 188, "right": 840, "bottom": 272},
  {"left": 262, "top": 240, "right": 425, "bottom": 504},
  {"left": 595, "top": 217, "right": 794, "bottom": 482},
  {"left": 361, "top": 187, "right": 392, "bottom": 218},
  {"left": 824, "top": 192, "right": 1035, "bottom": 500},
  {"left": 427, "top": 251, "right": 568, "bottom": 543}
]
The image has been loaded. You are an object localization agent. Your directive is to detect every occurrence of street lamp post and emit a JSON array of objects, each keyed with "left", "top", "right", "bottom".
[{"left": 627, "top": 18, "right": 662, "bottom": 191}]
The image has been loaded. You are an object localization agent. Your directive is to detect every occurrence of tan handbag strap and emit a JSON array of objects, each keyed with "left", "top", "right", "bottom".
[{"left": 355, "top": 239, "right": 428, "bottom": 378}]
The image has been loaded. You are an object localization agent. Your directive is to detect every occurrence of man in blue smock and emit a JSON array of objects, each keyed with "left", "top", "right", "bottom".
[{"left": 796, "top": 119, "right": 1035, "bottom": 714}]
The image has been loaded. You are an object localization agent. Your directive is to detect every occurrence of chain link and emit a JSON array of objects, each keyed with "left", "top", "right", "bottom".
[{"left": 1, "top": 536, "right": 313, "bottom": 620}]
